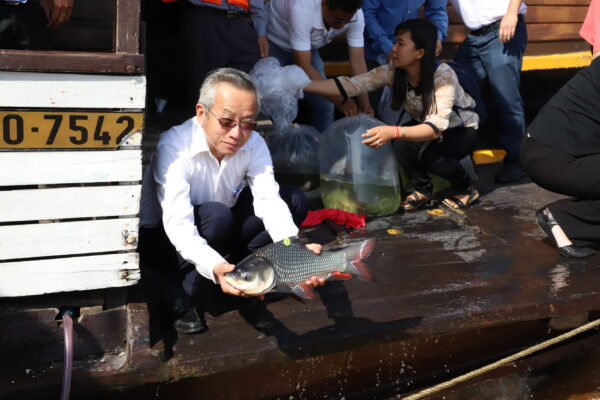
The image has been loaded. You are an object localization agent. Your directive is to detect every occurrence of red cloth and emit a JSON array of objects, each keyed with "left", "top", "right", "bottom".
[{"left": 300, "top": 209, "right": 366, "bottom": 229}]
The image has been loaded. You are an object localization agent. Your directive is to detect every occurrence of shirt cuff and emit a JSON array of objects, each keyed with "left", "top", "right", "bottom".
[
  {"left": 254, "top": 20, "right": 267, "bottom": 37},
  {"left": 423, "top": 121, "right": 441, "bottom": 133},
  {"left": 194, "top": 246, "right": 227, "bottom": 283},
  {"left": 380, "top": 38, "right": 394, "bottom": 57}
]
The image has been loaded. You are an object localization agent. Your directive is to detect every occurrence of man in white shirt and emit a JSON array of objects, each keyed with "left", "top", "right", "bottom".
[
  {"left": 139, "top": 68, "right": 324, "bottom": 334},
  {"left": 450, "top": 0, "right": 528, "bottom": 183},
  {"left": 266, "top": 0, "right": 373, "bottom": 132}
]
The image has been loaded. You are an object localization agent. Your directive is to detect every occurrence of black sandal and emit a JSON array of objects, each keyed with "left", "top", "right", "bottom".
[
  {"left": 401, "top": 191, "right": 431, "bottom": 212},
  {"left": 442, "top": 187, "right": 480, "bottom": 210}
]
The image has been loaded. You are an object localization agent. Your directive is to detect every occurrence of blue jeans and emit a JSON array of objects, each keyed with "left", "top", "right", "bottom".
[
  {"left": 268, "top": 41, "right": 334, "bottom": 132},
  {"left": 454, "top": 15, "right": 527, "bottom": 161}
]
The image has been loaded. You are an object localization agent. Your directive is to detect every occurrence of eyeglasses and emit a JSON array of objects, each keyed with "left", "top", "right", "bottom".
[{"left": 205, "top": 108, "right": 257, "bottom": 132}]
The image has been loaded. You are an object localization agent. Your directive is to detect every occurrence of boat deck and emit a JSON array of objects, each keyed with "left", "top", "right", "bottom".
[
  {"left": 3, "top": 164, "right": 600, "bottom": 400},
  {"left": 125, "top": 164, "right": 600, "bottom": 399}
]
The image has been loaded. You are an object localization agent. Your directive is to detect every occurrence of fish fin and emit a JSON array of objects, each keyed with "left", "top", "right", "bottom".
[
  {"left": 289, "top": 294, "right": 307, "bottom": 304},
  {"left": 330, "top": 271, "right": 353, "bottom": 280},
  {"left": 273, "top": 284, "right": 292, "bottom": 294},
  {"left": 291, "top": 282, "right": 316, "bottom": 300},
  {"left": 344, "top": 239, "right": 376, "bottom": 282}
]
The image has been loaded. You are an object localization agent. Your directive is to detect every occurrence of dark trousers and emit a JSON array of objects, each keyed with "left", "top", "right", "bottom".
[
  {"left": 181, "top": 4, "right": 261, "bottom": 113},
  {"left": 454, "top": 15, "right": 527, "bottom": 161},
  {"left": 0, "top": 1, "right": 49, "bottom": 50},
  {"left": 521, "top": 137, "right": 600, "bottom": 249},
  {"left": 393, "top": 126, "right": 479, "bottom": 195},
  {"left": 138, "top": 186, "right": 308, "bottom": 313},
  {"left": 145, "top": 0, "right": 184, "bottom": 111}
]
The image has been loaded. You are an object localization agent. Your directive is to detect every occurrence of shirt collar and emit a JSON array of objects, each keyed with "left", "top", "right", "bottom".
[{"left": 191, "top": 117, "right": 210, "bottom": 156}]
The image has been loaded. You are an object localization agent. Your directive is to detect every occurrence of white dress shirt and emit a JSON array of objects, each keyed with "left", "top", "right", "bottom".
[
  {"left": 449, "top": 0, "right": 527, "bottom": 30},
  {"left": 267, "top": 0, "right": 365, "bottom": 52},
  {"left": 140, "top": 117, "right": 299, "bottom": 282}
]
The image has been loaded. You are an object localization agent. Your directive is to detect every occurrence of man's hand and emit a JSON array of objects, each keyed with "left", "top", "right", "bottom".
[
  {"left": 303, "top": 243, "right": 326, "bottom": 288},
  {"left": 436, "top": 39, "right": 443, "bottom": 56},
  {"left": 41, "top": 0, "right": 74, "bottom": 28},
  {"left": 304, "top": 242, "right": 322, "bottom": 255},
  {"left": 257, "top": 36, "right": 269, "bottom": 58},
  {"left": 358, "top": 98, "right": 375, "bottom": 117},
  {"left": 214, "top": 262, "right": 251, "bottom": 297},
  {"left": 499, "top": 13, "right": 518, "bottom": 43},
  {"left": 331, "top": 96, "right": 359, "bottom": 116}
]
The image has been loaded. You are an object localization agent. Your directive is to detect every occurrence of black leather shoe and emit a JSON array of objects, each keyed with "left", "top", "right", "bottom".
[
  {"left": 556, "top": 244, "right": 595, "bottom": 258},
  {"left": 173, "top": 308, "right": 208, "bottom": 334},
  {"left": 496, "top": 160, "right": 527, "bottom": 183},
  {"left": 536, "top": 207, "right": 595, "bottom": 258}
]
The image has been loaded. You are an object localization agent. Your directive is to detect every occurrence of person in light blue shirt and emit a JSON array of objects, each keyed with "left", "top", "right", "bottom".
[{"left": 362, "top": 0, "right": 448, "bottom": 116}]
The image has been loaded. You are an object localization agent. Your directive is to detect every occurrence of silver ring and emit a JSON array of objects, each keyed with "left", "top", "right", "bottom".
[{"left": 376, "top": 140, "right": 381, "bottom": 147}]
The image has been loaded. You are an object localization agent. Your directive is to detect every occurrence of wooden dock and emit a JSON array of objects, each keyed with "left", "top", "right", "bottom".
[{"left": 2, "top": 163, "right": 600, "bottom": 400}]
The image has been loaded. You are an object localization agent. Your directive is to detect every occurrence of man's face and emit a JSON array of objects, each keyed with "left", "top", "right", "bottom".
[
  {"left": 196, "top": 83, "right": 258, "bottom": 161},
  {"left": 321, "top": 1, "right": 356, "bottom": 30}
]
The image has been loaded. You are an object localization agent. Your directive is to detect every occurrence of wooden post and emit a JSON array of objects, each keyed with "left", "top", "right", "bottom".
[{"left": 113, "top": 0, "right": 141, "bottom": 56}]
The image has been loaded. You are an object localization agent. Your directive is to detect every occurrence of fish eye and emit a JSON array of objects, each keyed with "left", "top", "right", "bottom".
[{"left": 241, "top": 272, "right": 252, "bottom": 281}]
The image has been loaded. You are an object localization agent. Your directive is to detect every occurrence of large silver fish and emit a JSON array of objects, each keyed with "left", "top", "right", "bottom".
[{"left": 224, "top": 237, "right": 375, "bottom": 299}]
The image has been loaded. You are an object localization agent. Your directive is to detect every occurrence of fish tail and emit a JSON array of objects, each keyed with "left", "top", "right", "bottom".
[{"left": 343, "top": 239, "right": 375, "bottom": 281}]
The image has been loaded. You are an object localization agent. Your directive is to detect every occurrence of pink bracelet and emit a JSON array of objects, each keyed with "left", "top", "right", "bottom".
[{"left": 394, "top": 126, "right": 405, "bottom": 139}]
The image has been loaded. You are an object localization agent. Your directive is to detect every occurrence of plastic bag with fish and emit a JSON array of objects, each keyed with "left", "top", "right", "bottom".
[{"left": 224, "top": 237, "right": 375, "bottom": 299}]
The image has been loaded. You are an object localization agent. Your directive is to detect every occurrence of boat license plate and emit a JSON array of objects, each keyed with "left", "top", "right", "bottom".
[{"left": 0, "top": 110, "right": 144, "bottom": 149}]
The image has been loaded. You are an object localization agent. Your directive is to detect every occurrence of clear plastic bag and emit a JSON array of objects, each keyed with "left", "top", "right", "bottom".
[
  {"left": 268, "top": 123, "right": 320, "bottom": 191},
  {"left": 250, "top": 57, "right": 311, "bottom": 130},
  {"left": 319, "top": 115, "right": 401, "bottom": 216}
]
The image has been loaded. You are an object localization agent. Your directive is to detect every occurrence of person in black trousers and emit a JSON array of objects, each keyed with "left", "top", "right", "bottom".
[
  {"left": 520, "top": 57, "right": 600, "bottom": 258},
  {"left": 0, "top": 0, "right": 73, "bottom": 50}
]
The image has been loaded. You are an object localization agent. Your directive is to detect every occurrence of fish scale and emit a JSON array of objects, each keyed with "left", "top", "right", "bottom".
[{"left": 254, "top": 241, "right": 347, "bottom": 286}]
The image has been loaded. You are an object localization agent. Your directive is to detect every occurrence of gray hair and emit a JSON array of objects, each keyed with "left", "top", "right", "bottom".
[{"left": 197, "top": 68, "right": 261, "bottom": 112}]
